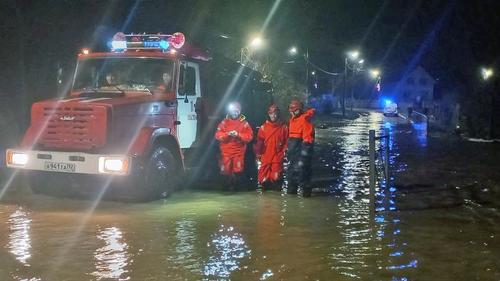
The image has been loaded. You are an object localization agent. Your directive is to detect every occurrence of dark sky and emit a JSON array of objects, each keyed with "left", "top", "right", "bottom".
[{"left": 1, "top": 0, "right": 499, "bottom": 99}]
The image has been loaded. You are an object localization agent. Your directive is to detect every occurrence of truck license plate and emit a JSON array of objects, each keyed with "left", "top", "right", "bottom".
[{"left": 44, "top": 162, "right": 76, "bottom": 173}]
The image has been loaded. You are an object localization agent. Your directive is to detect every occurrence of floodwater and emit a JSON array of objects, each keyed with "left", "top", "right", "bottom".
[{"left": 1, "top": 112, "right": 499, "bottom": 280}]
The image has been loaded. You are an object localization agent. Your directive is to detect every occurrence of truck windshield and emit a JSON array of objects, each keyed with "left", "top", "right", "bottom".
[{"left": 73, "top": 57, "right": 174, "bottom": 92}]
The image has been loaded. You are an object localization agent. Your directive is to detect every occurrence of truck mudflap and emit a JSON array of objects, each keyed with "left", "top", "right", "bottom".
[{"left": 5, "top": 149, "right": 131, "bottom": 176}]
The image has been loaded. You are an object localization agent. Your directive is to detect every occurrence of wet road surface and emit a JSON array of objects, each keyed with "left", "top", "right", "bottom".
[{"left": 1, "top": 111, "right": 499, "bottom": 280}]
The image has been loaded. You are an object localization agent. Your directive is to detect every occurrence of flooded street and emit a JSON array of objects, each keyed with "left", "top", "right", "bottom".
[{"left": 1, "top": 112, "right": 499, "bottom": 280}]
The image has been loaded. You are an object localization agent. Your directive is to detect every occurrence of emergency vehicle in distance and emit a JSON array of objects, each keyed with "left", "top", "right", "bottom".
[{"left": 5, "top": 32, "right": 272, "bottom": 200}]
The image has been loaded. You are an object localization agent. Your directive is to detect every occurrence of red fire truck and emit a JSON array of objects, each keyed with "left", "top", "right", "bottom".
[{"left": 5, "top": 32, "right": 272, "bottom": 200}]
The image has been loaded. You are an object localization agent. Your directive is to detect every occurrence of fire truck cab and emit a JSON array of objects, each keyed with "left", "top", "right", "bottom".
[{"left": 6, "top": 32, "right": 271, "bottom": 200}]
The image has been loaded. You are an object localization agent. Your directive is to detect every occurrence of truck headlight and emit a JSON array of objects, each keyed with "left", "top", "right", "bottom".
[
  {"left": 6, "top": 150, "right": 29, "bottom": 166},
  {"left": 98, "top": 156, "right": 130, "bottom": 175}
]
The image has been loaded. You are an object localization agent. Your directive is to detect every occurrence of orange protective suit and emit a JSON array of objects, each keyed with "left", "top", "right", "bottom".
[
  {"left": 253, "top": 120, "right": 288, "bottom": 184},
  {"left": 286, "top": 107, "right": 315, "bottom": 195},
  {"left": 288, "top": 108, "right": 315, "bottom": 144},
  {"left": 215, "top": 115, "right": 253, "bottom": 176}
]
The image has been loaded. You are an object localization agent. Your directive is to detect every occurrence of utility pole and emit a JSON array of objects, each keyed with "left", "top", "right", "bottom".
[
  {"left": 342, "top": 58, "right": 347, "bottom": 117},
  {"left": 305, "top": 49, "right": 309, "bottom": 105},
  {"left": 350, "top": 66, "right": 355, "bottom": 112}
]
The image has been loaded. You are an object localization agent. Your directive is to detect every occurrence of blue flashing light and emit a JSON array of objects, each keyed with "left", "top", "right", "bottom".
[
  {"left": 144, "top": 41, "right": 157, "bottom": 48},
  {"left": 384, "top": 99, "right": 392, "bottom": 106},
  {"left": 159, "top": 40, "right": 169, "bottom": 50},
  {"left": 143, "top": 40, "right": 170, "bottom": 50},
  {"left": 111, "top": 40, "right": 127, "bottom": 50}
]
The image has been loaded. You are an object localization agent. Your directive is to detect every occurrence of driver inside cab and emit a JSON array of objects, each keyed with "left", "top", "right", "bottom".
[{"left": 154, "top": 70, "right": 174, "bottom": 98}]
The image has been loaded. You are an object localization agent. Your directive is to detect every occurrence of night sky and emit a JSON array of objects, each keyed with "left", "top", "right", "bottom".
[{"left": 1, "top": 0, "right": 499, "bottom": 132}]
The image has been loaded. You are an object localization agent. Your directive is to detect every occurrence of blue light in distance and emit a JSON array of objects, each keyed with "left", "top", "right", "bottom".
[{"left": 384, "top": 99, "right": 393, "bottom": 106}]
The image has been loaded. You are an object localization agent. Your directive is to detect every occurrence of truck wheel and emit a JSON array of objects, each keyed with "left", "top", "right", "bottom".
[{"left": 141, "top": 144, "right": 180, "bottom": 199}]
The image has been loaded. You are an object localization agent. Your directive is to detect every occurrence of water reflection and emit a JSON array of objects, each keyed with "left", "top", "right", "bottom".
[
  {"left": 203, "top": 224, "right": 251, "bottom": 279},
  {"left": 329, "top": 113, "right": 382, "bottom": 278},
  {"left": 375, "top": 121, "right": 418, "bottom": 280},
  {"left": 92, "top": 226, "right": 131, "bottom": 280},
  {"left": 7, "top": 207, "right": 32, "bottom": 266},
  {"left": 411, "top": 121, "right": 428, "bottom": 147},
  {"left": 172, "top": 219, "right": 201, "bottom": 273}
]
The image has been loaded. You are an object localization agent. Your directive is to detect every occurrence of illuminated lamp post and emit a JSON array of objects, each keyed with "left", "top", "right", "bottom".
[
  {"left": 481, "top": 67, "right": 495, "bottom": 139},
  {"left": 343, "top": 50, "right": 361, "bottom": 116},
  {"left": 240, "top": 35, "right": 265, "bottom": 71}
]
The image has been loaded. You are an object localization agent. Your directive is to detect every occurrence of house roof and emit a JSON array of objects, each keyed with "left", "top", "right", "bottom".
[{"left": 407, "top": 66, "right": 436, "bottom": 84}]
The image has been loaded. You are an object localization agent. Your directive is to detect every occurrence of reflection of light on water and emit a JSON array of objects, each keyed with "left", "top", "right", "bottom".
[
  {"left": 7, "top": 208, "right": 32, "bottom": 266},
  {"left": 260, "top": 268, "right": 274, "bottom": 280},
  {"left": 92, "top": 227, "right": 130, "bottom": 281},
  {"left": 329, "top": 113, "right": 382, "bottom": 278},
  {"left": 280, "top": 198, "right": 287, "bottom": 227},
  {"left": 412, "top": 122, "right": 428, "bottom": 147},
  {"left": 203, "top": 225, "right": 251, "bottom": 279},
  {"left": 171, "top": 219, "right": 201, "bottom": 273},
  {"left": 374, "top": 124, "right": 418, "bottom": 280}
]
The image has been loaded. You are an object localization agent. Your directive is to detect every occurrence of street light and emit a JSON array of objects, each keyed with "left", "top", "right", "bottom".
[
  {"left": 343, "top": 50, "right": 364, "bottom": 116},
  {"left": 481, "top": 67, "right": 496, "bottom": 139},
  {"left": 250, "top": 36, "right": 264, "bottom": 49},
  {"left": 370, "top": 69, "right": 381, "bottom": 79},
  {"left": 240, "top": 35, "right": 265, "bottom": 70},
  {"left": 482, "top": 67, "right": 493, "bottom": 80},
  {"left": 284, "top": 46, "right": 311, "bottom": 104},
  {"left": 348, "top": 50, "right": 360, "bottom": 60}
]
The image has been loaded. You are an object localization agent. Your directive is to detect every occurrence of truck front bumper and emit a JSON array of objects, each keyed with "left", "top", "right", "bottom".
[{"left": 5, "top": 149, "right": 132, "bottom": 176}]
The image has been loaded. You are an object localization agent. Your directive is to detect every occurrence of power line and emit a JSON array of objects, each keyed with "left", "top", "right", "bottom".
[{"left": 303, "top": 55, "right": 341, "bottom": 76}]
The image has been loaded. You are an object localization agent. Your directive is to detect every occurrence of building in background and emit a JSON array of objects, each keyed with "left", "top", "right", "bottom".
[{"left": 396, "top": 66, "right": 436, "bottom": 111}]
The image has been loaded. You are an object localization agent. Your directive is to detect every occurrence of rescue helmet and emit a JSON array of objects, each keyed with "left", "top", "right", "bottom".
[
  {"left": 268, "top": 104, "right": 280, "bottom": 115},
  {"left": 227, "top": 102, "right": 241, "bottom": 119},
  {"left": 288, "top": 99, "right": 303, "bottom": 113}
]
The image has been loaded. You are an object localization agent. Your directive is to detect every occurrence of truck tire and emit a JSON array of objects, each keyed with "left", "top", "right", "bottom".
[{"left": 139, "top": 144, "right": 181, "bottom": 200}]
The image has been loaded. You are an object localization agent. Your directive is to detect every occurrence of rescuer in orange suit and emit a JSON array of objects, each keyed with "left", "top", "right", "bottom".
[
  {"left": 215, "top": 102, "right": 253, "bottom": 189},
  {"left": 253, "top": 104, "right": 288, "bottom": 191},
  {"left": 286, "top": 99, "right": 315, "bottom": 197}
]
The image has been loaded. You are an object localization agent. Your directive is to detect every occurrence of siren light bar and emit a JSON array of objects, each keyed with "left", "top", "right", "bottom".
[{"left": 110, "top": 32, "right": 185, "bottom": 52}]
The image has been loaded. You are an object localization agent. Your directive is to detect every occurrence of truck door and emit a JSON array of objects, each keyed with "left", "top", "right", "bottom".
[{"left": 177, "top": 61, "right": 200, "bottom": 148}]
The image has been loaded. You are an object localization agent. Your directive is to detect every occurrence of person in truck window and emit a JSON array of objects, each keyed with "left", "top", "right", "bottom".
[
  {"left": 153, "top": 71, "right": 173, "bottom": 96},
  {"left": 105, "top": 72, "right": 118, "bottom": 86},
  {"left": 253, "top": 104, "right": 288, "bottom": 192},
  {"left": 215, "top": 102, "right": 254, "bottom": 190},
  {"left": 286, "top": 99, "right": 315, "bottom": 197}
]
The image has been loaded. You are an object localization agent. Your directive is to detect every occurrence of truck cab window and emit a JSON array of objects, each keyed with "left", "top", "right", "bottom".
[
  {"left": 73, "top": 58, "right": 174, "bottom": 92},
  {"left": 179, "top": 64, "right": 197, "bottom": 96}
]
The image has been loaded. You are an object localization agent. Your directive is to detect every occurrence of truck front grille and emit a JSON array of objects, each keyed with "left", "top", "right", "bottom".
[{"left": 39, "top": 105, "right": 108, "bottom": 150}]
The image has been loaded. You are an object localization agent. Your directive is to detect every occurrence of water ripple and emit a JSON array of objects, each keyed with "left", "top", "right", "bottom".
[
  {"left": 92, "top": 226, "right": 130, "bottom": 281},
  {"left": 203, "top": 224, "right": 251, "bottom": 279},
  {"left": 7, "top": 207, "right": 32, "bottom": 266}
]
